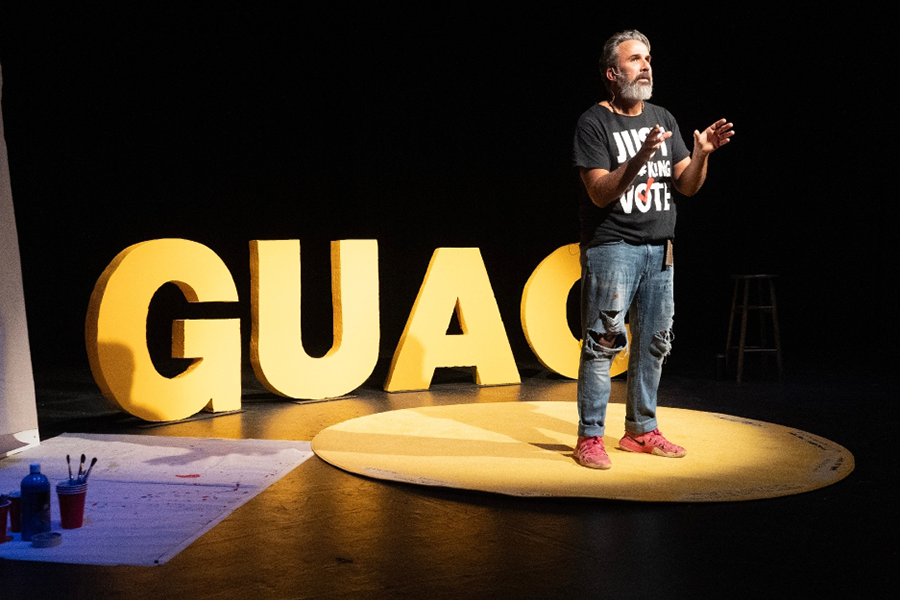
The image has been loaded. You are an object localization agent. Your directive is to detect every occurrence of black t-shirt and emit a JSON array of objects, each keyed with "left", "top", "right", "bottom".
[{"left": 573, "top": 102, "right": 690, "bottom": 247}]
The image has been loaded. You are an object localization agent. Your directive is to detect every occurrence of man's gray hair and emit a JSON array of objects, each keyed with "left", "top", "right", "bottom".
[{"left": 599, "top": 30, "right": 651, "bottom": 92}]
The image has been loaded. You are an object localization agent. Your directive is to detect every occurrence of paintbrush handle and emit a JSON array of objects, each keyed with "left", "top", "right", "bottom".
[{"left": 83, "top": 457, "right": 98, "bottom": 482}]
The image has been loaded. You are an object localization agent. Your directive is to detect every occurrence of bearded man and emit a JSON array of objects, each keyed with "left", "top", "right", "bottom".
[{"left": 572, "top": 29, "right": 734, "bottom": 469}]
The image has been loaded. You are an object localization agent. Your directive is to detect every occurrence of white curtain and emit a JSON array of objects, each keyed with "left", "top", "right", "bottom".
[{"left": 0, "top": 62, "right": 40, "bottom": 457}]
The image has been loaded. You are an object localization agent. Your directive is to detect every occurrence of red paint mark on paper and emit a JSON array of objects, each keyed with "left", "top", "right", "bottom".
[{"left": 176, "top": 474, "right": 201, "bottom": 478}]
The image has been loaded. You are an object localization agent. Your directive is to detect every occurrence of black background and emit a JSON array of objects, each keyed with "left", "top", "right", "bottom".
[{"left": 0, "top": 5, "right": 892, "bottom": 380}]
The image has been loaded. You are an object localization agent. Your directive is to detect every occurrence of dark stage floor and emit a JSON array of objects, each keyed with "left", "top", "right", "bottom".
[{"left": 1, "top": 359, "right": 896, "bottom": 599}]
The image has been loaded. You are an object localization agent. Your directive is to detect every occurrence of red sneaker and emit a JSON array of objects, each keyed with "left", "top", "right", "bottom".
[
  {"left": 618, "top": 429, "right": 686, "bottom": 458},
  {"left": 574, "top": 436, "right": 612, "bottom": 469}
]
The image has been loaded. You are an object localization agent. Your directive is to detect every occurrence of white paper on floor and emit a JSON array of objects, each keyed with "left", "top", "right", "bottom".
[{"left": 0, "top": 433, "right": 313, "bottom": 566}]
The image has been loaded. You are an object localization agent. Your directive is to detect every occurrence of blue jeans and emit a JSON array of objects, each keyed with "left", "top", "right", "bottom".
[{"left": 577, "top": 241, "right": 674, "bottom": 437}]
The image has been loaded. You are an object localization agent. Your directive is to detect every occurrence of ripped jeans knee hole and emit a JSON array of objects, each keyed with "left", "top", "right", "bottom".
[{"left": 649, "top": 329, "right": 674, "bottom": 359}]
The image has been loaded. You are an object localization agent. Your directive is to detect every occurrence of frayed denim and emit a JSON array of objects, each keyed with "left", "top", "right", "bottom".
[{"left": 577, "top": 241, "right": 674, "bottom": 437}]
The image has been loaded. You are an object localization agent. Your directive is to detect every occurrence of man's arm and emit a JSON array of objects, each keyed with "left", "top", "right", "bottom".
[
  {"left": 580, "top": 124, "right": 672, "bottom": 208},
  {"left": 672, "top": 118, "right": 734, "bottom": 197}
]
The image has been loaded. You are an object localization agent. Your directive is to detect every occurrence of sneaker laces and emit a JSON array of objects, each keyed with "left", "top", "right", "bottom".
[
  {"left": 645, "top": 429, "right": 679, "bottom": 451},
  {"left": 577, "top": 436, "right": 606, "bottom": 453}
]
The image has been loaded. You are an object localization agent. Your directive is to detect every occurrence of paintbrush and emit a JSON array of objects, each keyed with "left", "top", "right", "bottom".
[
  {"left": 78, "top": 454, "right": 85, "bottom": 480},
  {"left": 83, "top": 457, "right": 98, "bottom": 483},
  {"left": 67, "top": 454, "right": 73, "bottom": 483}
]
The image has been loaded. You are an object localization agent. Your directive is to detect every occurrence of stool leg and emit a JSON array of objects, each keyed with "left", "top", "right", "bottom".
[
  {"left": 768, "top": 278, "right": 784, "bottom": 381},
  {"left": 757, "top": 280, "right": 768, "bottom": 371},
  {"left": 737, "top": 280, "right": 749, "bottom": 384},
  {"left": 726, "top": 279, "right": 739, "bottom": 370}
]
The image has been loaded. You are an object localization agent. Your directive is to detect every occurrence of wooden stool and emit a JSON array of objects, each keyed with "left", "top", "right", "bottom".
[{"left": 725, "top": 274, "right": 783, "bottom": 383}]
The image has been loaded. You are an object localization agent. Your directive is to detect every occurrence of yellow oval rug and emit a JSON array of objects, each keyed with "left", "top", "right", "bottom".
[{"left": 312, "top": 401, "right": 854, "bottom": 502}]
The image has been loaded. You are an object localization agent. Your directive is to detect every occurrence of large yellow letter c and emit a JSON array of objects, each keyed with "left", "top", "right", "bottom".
[{"left": 521, "top": 244, "right": 628, "bottom": 379}]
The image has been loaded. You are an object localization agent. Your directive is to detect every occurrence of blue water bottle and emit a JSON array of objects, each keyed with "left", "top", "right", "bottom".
[{"left": 20, "top": 463, "right": 51, "bottom": 541}]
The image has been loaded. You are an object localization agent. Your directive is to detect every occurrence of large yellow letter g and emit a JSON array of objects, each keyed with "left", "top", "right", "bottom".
[{"left": 85, "top": 239, "right": 241, "bottom": 421}]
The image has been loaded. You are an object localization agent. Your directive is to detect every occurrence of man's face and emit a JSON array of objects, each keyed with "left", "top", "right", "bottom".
[{"left": 610, "top": 40, "right": 652, "bottom": 101}]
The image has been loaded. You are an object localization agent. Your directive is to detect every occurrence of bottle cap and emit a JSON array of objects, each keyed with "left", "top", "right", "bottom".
[
  {"left": 30, "top": 463, "right": 41, "bottom": 474},
  {"left": 31, "top": 532, "right": 62, "bottom": 548}
]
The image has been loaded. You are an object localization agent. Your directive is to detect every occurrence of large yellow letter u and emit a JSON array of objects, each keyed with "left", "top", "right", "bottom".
[{"left": 249, "top": 239, "right": 380, "bottom": 399}]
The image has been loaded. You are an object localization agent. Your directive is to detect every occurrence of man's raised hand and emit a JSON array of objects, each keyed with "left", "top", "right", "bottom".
[
  {"left": 639, "top": 124, "right": 673, "bottom": 162},
  {"left": 693, "top": 119, "right": 734, "bottom": 155}
]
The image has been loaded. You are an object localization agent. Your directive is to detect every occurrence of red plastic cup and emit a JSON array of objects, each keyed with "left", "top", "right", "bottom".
[
  {"left": 8, "top": 492, "right": 21, "bottom": 533},
  {"left": 56, "top": 482, "right": 88, "bottom": 529},
  {"left": 1, "top": 499, "right": 10, "bottom": 542}
]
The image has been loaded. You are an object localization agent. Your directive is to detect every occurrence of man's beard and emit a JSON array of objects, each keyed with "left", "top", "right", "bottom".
[{"left": 616, "top": 72, "right": 653, "bottom": 101}]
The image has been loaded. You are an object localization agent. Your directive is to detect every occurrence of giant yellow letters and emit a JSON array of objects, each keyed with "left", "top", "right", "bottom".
[
  {"left": 86, "top": 240, "right": 635, "bottom": 421},
  {"left": 384, "top": 247, "right": 520, "bottom": 392},
  {"left": 249, "top": 239, "right": 380, "bottom": 399},
  {"left": 85, "top": 239, "right": 241, "bottom": 421}
]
